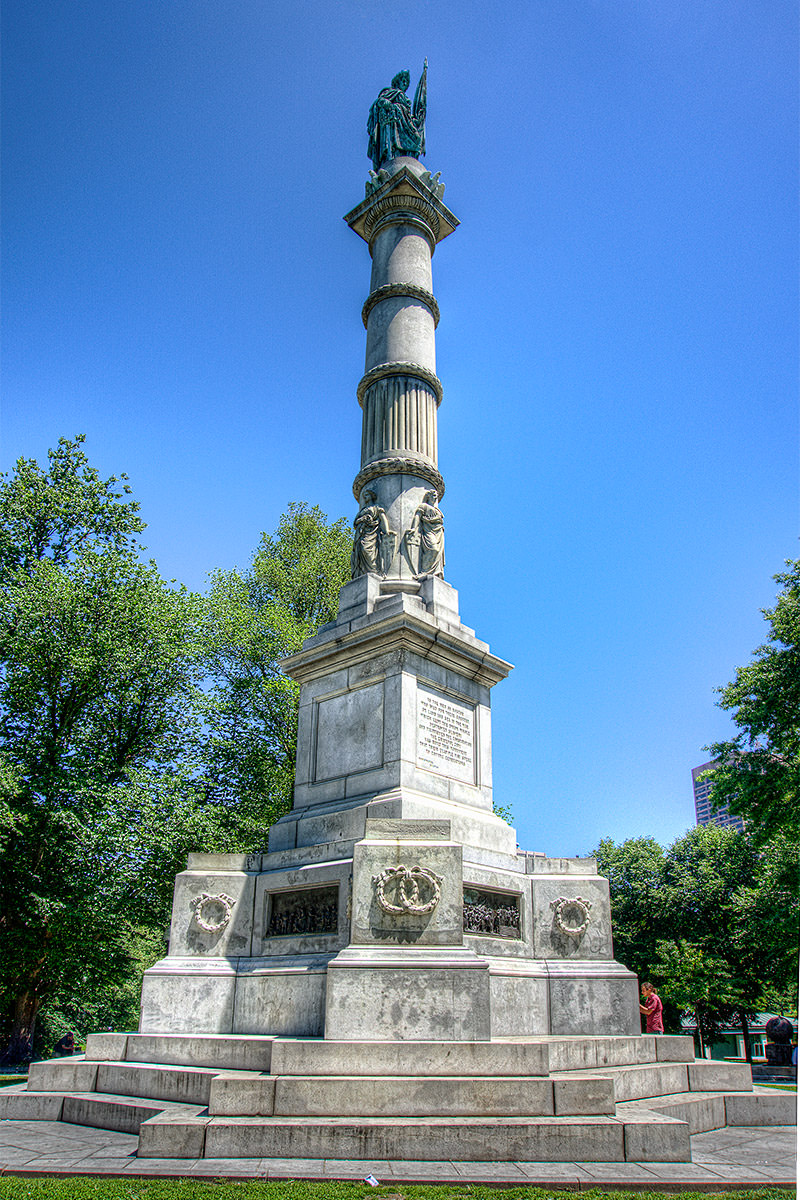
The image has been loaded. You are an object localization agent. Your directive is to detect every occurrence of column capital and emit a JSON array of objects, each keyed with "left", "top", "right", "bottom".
[{"left": 344, "top": 165, "right": 459, "bottom": 249}]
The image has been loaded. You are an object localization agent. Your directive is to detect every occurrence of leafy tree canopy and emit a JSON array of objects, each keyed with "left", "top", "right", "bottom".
[
  {"left": 198, "top": 502, "right": 351, "bottom": 840},
  {"left": 705, "top": 558, "right": 800, "bottom": 843},
  {"left": 0, "top": 441, "right": 206, "bottom": 1062},
  {"left": 0, "top": 442, "right": 352, "bottom": 1062},
  {"left": 0, "top": 435, "right": 143, "bottom": 578},
  {"left": 596, "top": 824, "right": 798, "bottom": 1049}
]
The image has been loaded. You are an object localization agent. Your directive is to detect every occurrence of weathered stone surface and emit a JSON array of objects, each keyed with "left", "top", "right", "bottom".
[
  {"left": 167, "top": 870, "right": 256, "bottom": 958},
  {"left": 553, "top": 1076, "right": 615, "bottom": 1115},
  {"left": 208, "top": 1075, "right": 276, "bottom": 1116},
  {"left": 595, "top": 1036, "right": 656, "bottom": 1066},
  {"left": 27, "top": 1059, "right": 98, "bottom": 1092},
  {"left": 270, "top": 1037, "right": 549, "bottom": 1077},
  {"left": 0, "top": 1090, "right": 64, "bottom": 1120},
  {"left": 138, "top": 1112, "right": 211, "bottom": 1158},
  {"left": 485, "top": 966, "right": 549, "bottom": 1036},
  {"left": 654, "top": 1035, "right": 695, "bottom": 1062},
  {"left": 529, "top": 855, "right": 598, "bottom": 875},
  {"left": 61, "top": 1094, "right": 166, "bottom": 1134},
  {"left": 95, "top": 1062, "right": 224, "bottom": 1106},
  {"left": 85, "top": 1032, "right": 130, "bottom": 1061},
  {"left": 203, "top": 1114, "right": 626, "bottom": 1162},
  {"left": 622, "top": 1113, "right": 691, "bottom": 1162},
  {"left": 596, "top": 1063, "right": 690, "bottom": 1101},
  {"left": 351, "top": 837, "right": 463, "bottom": 947},
  {"left": 139, "top": 959, "right": 237, "bottom": 1034},
  {"left": 725, "top": 1091, "right": 797, "bottom": 1125},
  {"left": 531, "top": 877, "right": 613, "bottom": 959},
  {"left": 232, "top": 958, "right": 329, "bottom": 1036},
  {"left": 125, "top": 1033, "right": 274, "bottom": 1071},
  {"left": 638, "top": 1092, "right": 728, "bottom": 1134},
  {"left": 324, "top": 947, "right": 491, "bottom": 1041},
  {"left": 688, "top": 1061, "right": 752, "bottom": 1092},
  {"left": 365, "top": 817, "right": 451, "bottom": 840},
  {"left": 272, "top": 1074, "right": 554, "bottom": 1117},
  {"left": 548, "top": 966, "right": 640, "bottom": 1036}
]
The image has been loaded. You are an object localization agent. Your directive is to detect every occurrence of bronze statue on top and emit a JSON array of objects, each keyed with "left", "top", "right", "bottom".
[{"left": 367, "top": 61, "right": 427, "bottom": 171}]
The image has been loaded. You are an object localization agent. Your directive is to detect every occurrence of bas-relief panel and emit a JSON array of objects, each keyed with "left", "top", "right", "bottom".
[
  {"left": 415, "top": 683, "right": 476, "bottom": 785},
  {"left": 313, "top": 681, "right": 384, "bottom": 781}
]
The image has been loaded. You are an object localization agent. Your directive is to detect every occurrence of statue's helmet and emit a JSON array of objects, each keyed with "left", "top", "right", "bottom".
[{"left": 391, "top": 70, "right": 411, "bottom": 91}]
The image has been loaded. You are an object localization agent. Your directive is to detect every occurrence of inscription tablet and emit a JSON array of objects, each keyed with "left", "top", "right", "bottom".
[{"left": 416, "top": 686, "right": 475, "bottom": 784}]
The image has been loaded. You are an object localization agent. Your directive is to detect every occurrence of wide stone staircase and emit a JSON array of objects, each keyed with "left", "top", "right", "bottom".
[{"left": 0, "top": 1032, "right": 794, "bottom": 1163}]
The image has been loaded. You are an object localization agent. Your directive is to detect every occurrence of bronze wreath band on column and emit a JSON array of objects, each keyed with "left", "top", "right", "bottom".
[
  {"left": 362, "top": 282, "right": 440, "bottom": 329},
  {"left": 356, "top": 361, "right": 443, "bottom": 408}
]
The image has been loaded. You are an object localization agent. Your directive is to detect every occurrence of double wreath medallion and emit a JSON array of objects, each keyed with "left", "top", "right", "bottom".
[{"left": 372, "top": 864, "right": 442, "bottom": 916}]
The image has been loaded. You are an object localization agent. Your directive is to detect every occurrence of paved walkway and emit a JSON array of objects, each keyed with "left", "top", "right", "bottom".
[{"left": 0, "top": 1119, "right": 795, "bottom": 1187}]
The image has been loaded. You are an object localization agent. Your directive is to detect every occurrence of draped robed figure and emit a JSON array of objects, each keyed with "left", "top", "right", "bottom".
[{"left": 367, "top": 62, "right": 427, "bottom": 172}]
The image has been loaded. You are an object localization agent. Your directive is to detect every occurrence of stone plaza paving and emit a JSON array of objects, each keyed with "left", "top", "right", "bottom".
[{"left": 0, "top": 1116, "right": 795, "bottom": 1187}]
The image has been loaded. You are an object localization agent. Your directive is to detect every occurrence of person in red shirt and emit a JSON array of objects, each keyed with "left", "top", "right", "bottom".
[{"left": 639, "top": 982, "right": 664, "bottom": 1033}]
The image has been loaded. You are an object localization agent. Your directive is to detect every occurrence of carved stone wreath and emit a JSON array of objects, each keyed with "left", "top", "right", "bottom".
[
  {"left": 191, "top": 892, "right": 236, "bottom": 934},
  {"left": 550, "top": 895, "right": 592, "bottom": 938},
  {"left": 353, "top": 456, "right": 445, "bottom": 503},
  {"left": 372, "top": 864, "right": 442, "bottom": 916}
]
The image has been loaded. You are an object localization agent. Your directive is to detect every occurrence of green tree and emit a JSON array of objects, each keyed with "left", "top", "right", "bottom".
[
  {"left": 0, "top": 440, "right": 206, "bottom": 1062},
  {"left": 596, "top": 824, "right": 798, "bottom": 1054},
  {"left": 650, "top": 939, "right": 739, "bottom": 1058},
  {"left": 197, "top": 502, "right": 352, "bottom": 843},
  {"left": 0, "top": 441, "right": 358, "bottom": 1062},
  {"left": 705, "top": 558, "right": 800, "bottom": 843},
  {"left": 595, "top": 836, "right": 666, "bottom": 982},
  {"left": 0, "top": 434, "right": 144, "bottom": 577}
]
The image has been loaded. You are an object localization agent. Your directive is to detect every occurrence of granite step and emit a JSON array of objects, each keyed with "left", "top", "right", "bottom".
[
  {"left": 138, "top": 1112, "right": 691, "bottom": 1163},
  {"left": 619, "top": 1092, "right": 728, "bottom": 1134},
  {"left": 552, "top": 1062, "right": 691, "bottom": 1101},
  {"left": 618, "top": 1087, "right": 795, "bottom": 1134},
  {"left": 27, "top": 1056, "right": 262, "bottom": 1106},
  {"left": 207, "top": 1072, "right": 616, "bottom": 1118},
  {"left": 85, "top": 1032, "right": 275, "bottom": 1072},
  {"left": 270, "top": 1038, "right": 549, "bottom": 1077},
  {"left": 0, "top": 1088, "right": 206, "bottom": 1135},
  {"left": 552, "top": 1058, "right": 752, "bottom": 1103},
  {"left": 83, "top": 1033, "right": 693, "bottom": 1077},
  {"left": 542, "top": 1035, "right": 695, "bottom": 1071}
]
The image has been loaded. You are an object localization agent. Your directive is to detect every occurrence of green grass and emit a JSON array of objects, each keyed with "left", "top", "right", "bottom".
[
  {"left": 0, "top": 1074, "right": 26, "bottom": 1086},
  {"left": 0, "top": 1184, "right": 794, "bottom": 1200}
]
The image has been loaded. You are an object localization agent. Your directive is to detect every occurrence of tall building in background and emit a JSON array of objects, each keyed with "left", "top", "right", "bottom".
[{"left": 692, "top": 760, "right": 745, "bottom": 832}]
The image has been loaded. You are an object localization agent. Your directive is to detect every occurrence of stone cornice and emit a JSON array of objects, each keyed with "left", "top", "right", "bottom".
[
  {"left": 362, "top": 283, "right": 440, "bottom": 329},
  {"left": 281, "top": 606, "right": 513, "bottom": 690},
  {"left": 344, "top": 167, "right": 459, "bottom": 248}
]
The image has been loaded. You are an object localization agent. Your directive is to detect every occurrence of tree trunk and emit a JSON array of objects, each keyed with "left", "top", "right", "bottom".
[
  {"left": 695, "top": 1008, "right": 705, "bottom": 1059},
  {"left": 740, "top": 1012, "right": 752, "bottom": 1064},
  {"left": 0, "top": 990, "right": 41, "bottom": 1066}
]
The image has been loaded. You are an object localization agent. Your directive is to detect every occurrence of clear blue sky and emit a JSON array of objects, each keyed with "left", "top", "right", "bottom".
[{"left": 3, "top": 0, "right": 797, "bottom": 857}]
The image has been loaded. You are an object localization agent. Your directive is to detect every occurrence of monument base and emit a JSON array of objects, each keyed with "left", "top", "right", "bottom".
[{"left": 138, "top": 816, "right": 640, "bottom": 1041}]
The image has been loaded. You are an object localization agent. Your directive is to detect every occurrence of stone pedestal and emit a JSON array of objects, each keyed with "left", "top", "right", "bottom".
[{"left": 269, "top": 575, "right": 515, "bottom": 863}]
